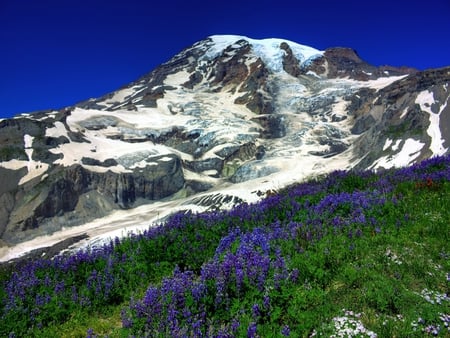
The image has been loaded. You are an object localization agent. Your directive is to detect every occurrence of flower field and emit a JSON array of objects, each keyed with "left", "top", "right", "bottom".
[{"left": 1, "top": 155, "right": 449, "bottom": 337}]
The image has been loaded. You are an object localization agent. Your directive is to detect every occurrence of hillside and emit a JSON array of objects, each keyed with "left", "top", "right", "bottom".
[{"left": 1, "top": 155, "right": 449, "bottom": 337}]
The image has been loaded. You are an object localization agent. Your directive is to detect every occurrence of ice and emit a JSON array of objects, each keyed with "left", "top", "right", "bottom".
[{"left": 207, "top": 35, "right": 323, "bottom": 73}]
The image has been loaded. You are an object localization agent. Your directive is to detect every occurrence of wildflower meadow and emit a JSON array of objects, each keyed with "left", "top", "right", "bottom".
[{"left": 1, "top": 155, "right": 449, "bottom": 337}]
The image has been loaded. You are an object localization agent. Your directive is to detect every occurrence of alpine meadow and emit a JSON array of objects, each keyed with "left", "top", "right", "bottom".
[{"left": 1, "top": 155, "right": 449, "bottom": 337}]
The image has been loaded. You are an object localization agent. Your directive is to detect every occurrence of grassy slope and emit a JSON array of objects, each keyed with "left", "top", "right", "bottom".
[{"left": 1, "top": 156, "right": 449, "bottom": 337}]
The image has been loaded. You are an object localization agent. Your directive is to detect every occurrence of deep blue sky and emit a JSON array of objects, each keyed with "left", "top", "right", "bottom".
[{"left": 1, "top": 0, "right": 449, "bottom": 118}]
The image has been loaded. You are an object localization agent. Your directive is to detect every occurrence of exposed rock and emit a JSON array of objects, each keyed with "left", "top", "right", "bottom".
[
  {"left": 0, "top": 145, "right": 27, "bottom": 161},
  {"left": 184, "top": 193, "right": 244, "bottom": 210},
  {"left": 184, "top": 157, "right": 223, "bottom": 177},
  {"left": 230, "top": 162, "right": 278, "bottom": 183},
  {"left": 351, "top": 114, "right": 376, "bottom": 135},
  {"left": 141, "top": 86, "right": 176, "bottom": 107},
  {"left": 78, "top": 116, "right": 119, "bottom": 130},
  {"left": 351, "top": 67, "right": 450, "bottom": 169},
  {"left": 214, "top": 145, "right": 242, "bottom": 159},
  {"left": 185, "top": 180, "right": 214, "bottom": 195},
  {"left": 280, "top": 42, "right": 302, "bottom": 77},
  {"left": 303, "top": 47, "right": 416, "bottom": 80},
  {"left": 255, "top": 145, "right": 266, "bottom": 160},
  {"left": 235, "top": 59, "right": 274, "bottom": 114},
  {"left": 209, "top": 40, "right": 251, "bottom": 87},
  {"left": 309, "top": 141, "right": 349, "bottom": 158},
  {"left": 81, "top": 157, "right": 118, "bottom": 167},
  {"left": 251, "top": 115, "right": 287, "bottom": 138},
  {"left": 182, "top": 71, "right": 204, "bottom": 89}
]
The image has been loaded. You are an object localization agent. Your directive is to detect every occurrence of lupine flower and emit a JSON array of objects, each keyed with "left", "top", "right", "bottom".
[
  {"left": 281, "top": 325, "right": 290, "bottom": 336},
  {"left": 247, "top": 322, "right": 257, "bottom": 337},
  {"left": 252, "top": 303, "right": 260, "bottom": 319},
  {"left": 86, "top": 328, "right": 96, "bottom": 338}
]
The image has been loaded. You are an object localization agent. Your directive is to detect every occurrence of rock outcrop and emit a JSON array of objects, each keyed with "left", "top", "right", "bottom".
[{"left": 303, "top": 47, "right": 417, "bottom": 80}]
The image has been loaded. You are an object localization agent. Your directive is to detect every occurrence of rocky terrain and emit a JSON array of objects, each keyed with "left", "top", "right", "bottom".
[{"left": 0, "top": 35, "right": 449, "bottom": 260}]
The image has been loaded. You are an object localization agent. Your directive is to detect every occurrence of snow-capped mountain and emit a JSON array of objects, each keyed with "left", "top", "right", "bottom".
[{"left": 1, "top": 35, "right": 449, "bottom": 261}]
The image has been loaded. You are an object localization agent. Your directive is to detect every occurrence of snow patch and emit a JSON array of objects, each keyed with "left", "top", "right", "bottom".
[
  {"left": 383, "top": 138, "right": 393, "bottom": 151},
  {"left": 0, "top": 159, "right": 27, "bottom": 171},
  {"left": 306, "top": 70, "right": 321, "bottom": 78},
  {"left": 45, "top": 121, "right": 69, "bottom": 138},
  {"left": 164, "top": 70, "right": 191, "bottom": 86},
  {"left": 0, "top": 159, "right": 50, "bottom": 185},
  {"left": 370, "top": 138, "right": 424, "bottom": 170},
  {"left": 400, "top": 107, "right": 408, "bottom": 119},
  {"left": 159, "top": 156, "right": 174, "bottom": 162},
  {"left": 49, "top": 125, "right": 173, "bottom": 172},
  {"left": 24, "top": 134, "right": 33, "bottom": 149},
  {"left": 416, "top": 90, "right": 448, "bottom": 156},
  {"left": 19, "top": 162, "right": 49, "bottom": 185},
  {"left": 102, "top": 86, "right": 140, "bottom": 106},
  {"left": 366, "top": 75, "right": 408, "bottom": 90}
]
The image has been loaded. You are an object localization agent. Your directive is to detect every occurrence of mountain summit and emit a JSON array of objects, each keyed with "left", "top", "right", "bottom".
[{"left": 0, "top": 35, "right": 449, "bottom": 259}]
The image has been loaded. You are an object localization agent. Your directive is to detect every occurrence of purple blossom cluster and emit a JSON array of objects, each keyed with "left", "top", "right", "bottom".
[
  {"left": 1, "top": 241, "right": 122, "bottom": 331},
  {"left": 122, "top": 226, "right": 293, "bottom": 336}
]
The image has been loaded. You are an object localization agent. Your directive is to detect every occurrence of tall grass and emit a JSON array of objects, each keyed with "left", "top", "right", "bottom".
[{"left": 1, "top": 155, "right": 449, "bottom": 337}]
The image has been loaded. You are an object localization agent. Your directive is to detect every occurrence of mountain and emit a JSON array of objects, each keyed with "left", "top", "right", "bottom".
[{"left": 0, "top": 35, "right": 449, "bottom": 260}]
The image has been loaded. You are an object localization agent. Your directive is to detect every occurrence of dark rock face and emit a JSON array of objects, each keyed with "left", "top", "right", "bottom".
[
  {"left": 303, "top": 47, "right": 417, "bottom": 80},
  {"left": 251, "top": 115, "right": 287, "bottom": 138},
  {"left": 351, "top": 114, "right": 376, "bottom": 135},
  {"left": 184, "top": 157, "right": 223, "bottom": 177},
  {"left": 141, "top": 86, "right": 176, "bottom": 107},
  {"left": 280, "top": 42, "right": 302, "bottom": 77},
  {"left": 209, "top": 40, "right": 252, "bottom": 88},
  {"left": 0, "top": 154, "right": 184, "bottom": 243},
  {"left": 81, "top": 157, "right": 118, "bottom": 167},
  {"left": 235, "top": 59, "right": 274, "bottom": 114}
]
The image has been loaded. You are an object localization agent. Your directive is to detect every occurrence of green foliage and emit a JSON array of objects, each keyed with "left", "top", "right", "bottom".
[{"left": 0, "top": 145, "right": 27, "bottom": 161}]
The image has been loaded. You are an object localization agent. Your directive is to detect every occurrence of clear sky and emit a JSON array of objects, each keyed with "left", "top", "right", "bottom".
[{"left": 1, "top": 0, "right": 449, "bottom": 118}]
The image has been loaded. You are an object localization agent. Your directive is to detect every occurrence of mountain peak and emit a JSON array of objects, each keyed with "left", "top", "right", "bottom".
[
  {"left": 0, "top": 36, "right": 449, "bottom": 260},
  {"left": 205, "top": 35, "right": 323, "bottom": 73}
]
